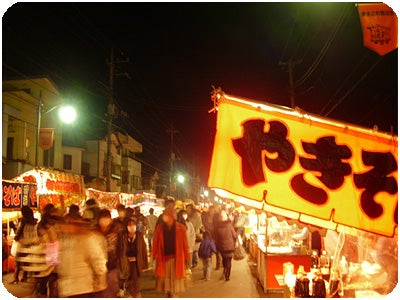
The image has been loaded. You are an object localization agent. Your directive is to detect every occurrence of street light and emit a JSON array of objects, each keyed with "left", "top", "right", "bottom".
[
  {"left": 177, "top": 174, "right": 185, "bottom": 184},
  {"left": 58, "top": 105, "right": 77, "bottom": 124}
]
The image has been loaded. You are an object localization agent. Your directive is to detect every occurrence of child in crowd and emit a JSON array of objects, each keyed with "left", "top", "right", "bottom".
[{"left": 198, "top": 230, "right": 217, "bottom": 281}]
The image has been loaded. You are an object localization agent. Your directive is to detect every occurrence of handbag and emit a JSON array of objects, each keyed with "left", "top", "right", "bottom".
[
  {"left": 233, "top": 235, "right": 246, "bottom": 260},
  {"left": 45, "top": 241, "right": 60, "bottom": 266}
]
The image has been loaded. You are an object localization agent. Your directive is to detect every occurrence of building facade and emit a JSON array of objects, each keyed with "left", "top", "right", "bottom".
[{"left": 2, "top": 77, "right": 64, "bottom": 179}]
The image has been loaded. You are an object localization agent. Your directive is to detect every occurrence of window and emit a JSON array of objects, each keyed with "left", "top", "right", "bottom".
[
  {"left": 7, "top": 137, "right": 14, "bottom": 160},
  {"left": 63, "top": 154, "right": 72, "bottom": 170}
]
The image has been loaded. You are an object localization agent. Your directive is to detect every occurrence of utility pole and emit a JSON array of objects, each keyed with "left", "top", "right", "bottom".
[
  {"left": 279, "top": 58, "right": 302, "bottom": 108},
  {"left": 105, "top": 48, "right": 129, "bottom": 192},
  {"left": 166, "top": 125, "right": 179, "bottom": 195}
]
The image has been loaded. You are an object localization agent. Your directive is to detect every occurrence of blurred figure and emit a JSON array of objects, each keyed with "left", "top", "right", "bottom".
[
  {"left": 232, "top": 210, "right": 247, "bottom": 241},
  {"left": 152, "top": 207, "right": 189, "bottom": 297},
  {"left": 36, "top": 203, "right": 63, "bottom": 297},
  {"left": 11, "top": 205, "right": 38, "bottom": 284},
  {"left": 145, "top": 207, "right": 158, "bottom": 252},
  {"left": 64, "top": 204, "right": 81, "bottom": 223},
  {"left": 57, "top": 218, "right": 107, "bottom": 297},
  {"left": 177, "top": 209, "right": 196, "bottom": 270},
  {"left": 198, "top": 230, "right": 217, "bottom": 281},
  {"left": 112, "top": 204, "right": 126, "bottom": 233},
  {"left": 186, "top": 203, "right": 203, "bottom": 268},
  {"left": 97, "top": 209, "right": 122, "bottom": 298},
  {"left": 214, "top": 210, "right": 237, "bottom": 281},
  {"left": 201, "top": 205, "right": 222, "bottom": 270},
  {"left": 118, "top": 217, "right": 148, "bottom": 297},
  {"left": 133, "top": 206, "right": 148, "bottom": 234},
  {"left": 83, "top": 198, "right": 100, "bottom": 225}
]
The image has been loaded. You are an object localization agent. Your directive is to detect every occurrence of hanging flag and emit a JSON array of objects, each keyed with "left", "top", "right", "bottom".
[
  {"left": 358, "top": 3, "right": 398, "bottom": 56},
  {"left": 39, "top": 128, "right": 54, "bottom": 150},
  {"left": 208, "top": 93, "right": 398, "bottom": 237}
]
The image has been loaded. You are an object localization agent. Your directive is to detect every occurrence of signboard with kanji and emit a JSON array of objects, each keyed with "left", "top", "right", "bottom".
[{"left": 208, "top": 93, "right": 398, "bottom": 237}]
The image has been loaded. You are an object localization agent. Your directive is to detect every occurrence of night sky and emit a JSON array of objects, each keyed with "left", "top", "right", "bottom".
[{"left": 2, "top": 2, "right": 398, "bottom": 185}]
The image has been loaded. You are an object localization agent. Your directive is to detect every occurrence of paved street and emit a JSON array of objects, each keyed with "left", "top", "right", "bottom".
[{"left": 2, "top": 254, "right": 275, "bottom": 298}]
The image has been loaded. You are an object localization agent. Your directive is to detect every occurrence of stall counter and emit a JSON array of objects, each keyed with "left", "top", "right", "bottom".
[{"left": 257, "top": 246, "right": 310, "bottom": 294}]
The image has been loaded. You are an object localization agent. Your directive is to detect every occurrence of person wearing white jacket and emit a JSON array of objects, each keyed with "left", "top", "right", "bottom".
[{"left": 57, "top": 219, "right": 108, "bottom": 298}]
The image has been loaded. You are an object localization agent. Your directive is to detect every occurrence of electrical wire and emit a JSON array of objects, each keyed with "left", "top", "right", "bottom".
[
  {"left": 323, "top": 56, "right": 384, "bottom": 117},
  {"left": 295, "top": 5, "right": 351, "bottom": 88}
]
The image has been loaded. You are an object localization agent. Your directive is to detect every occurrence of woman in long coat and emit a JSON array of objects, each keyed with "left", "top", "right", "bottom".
[
  {"left": 152, "top": 208, "right": 189, "bottom": 298},
  {"left": 213, "top": 209, "right": 237, "bottom": 281}
]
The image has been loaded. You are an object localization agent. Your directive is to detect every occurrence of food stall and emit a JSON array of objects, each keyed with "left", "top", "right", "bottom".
[
  {"left": 86, "top": 188, "right": 163, "bottom": 217},
  {"left": 11, "top": 167, "right": 86, "bottom": 211},
  {"left": 207, "top": 90, "right": 398, "bottom": 297},
  {"left": 2, "top": 179, "right": 39, "bottom": 272}
]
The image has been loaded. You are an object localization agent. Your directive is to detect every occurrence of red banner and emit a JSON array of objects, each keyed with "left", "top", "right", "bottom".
[
  {"left": 39, "top": 128, "right": 54, "bottom": 150},
  {"left": 358, "top": 3, "right": 398, "bottom": 56}
]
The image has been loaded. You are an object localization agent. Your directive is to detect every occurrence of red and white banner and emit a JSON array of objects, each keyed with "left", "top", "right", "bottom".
[{"left": 358, "top": 3, "right": 398, "bottom": 56}]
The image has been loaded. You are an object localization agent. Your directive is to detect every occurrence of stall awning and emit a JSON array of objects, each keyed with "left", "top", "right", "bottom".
[
  {"left": 208, "top": 92, "right": 398, "bottom": 237},
  {"left": 86, "top": 189, "right": 158, "bottom": 209},
  {"left": 11, "top": 167, "right": 86, "bottom": 210}
]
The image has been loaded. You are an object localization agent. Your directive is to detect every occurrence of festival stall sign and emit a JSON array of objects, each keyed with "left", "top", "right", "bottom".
[
  {"left": 2, "top": 180, "right": 37, "bottom": 210},
  {"left": 86, "top": 188, "right": 121, "bottom": 210},
  {"left": 207, "top": 91, "right": 398, "bottom": 237},
  {"left": 12, "top": 167, "right": 85, "bottom": 210},
  {"left": 132, "top": 192, "right": 158, "bottom": 205}
]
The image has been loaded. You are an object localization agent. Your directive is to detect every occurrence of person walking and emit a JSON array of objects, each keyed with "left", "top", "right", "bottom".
[
  {"left": 201, "top": 205, "right": 222, "bottom": 270},
  {"left": 152, "top": 207, "right": 189, "bottom": 297},
  {"left": 177, "top": 209, "right": 196, "bottom": 270},
  {"left": 145, "top": 207, "right": 158, "bottom": 252},
  {"left": 198, "top": 230, "right": 217, "bottom": 281},
  {"left": 57, "top": 217, "right": 107, "bottom": 297},
  {"left": 11, "top": 206, "right": 38, "bottom": 284},
  {"left": 97, "top": 209, "right": 122, "bottom": 298},
  {"left": 36, "top": 204, "right": 63, "bottom": 297},
  {"left": 185, "top": 203, "right": 202, "bottom": 268},
  {"left": 118, "top": 217, "right": 148, "bottom": 297},
  {"left": 213, "top": 210, "right": 237, "bottom": 281}
]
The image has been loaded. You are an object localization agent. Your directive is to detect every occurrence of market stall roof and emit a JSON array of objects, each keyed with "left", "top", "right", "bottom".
[
  {"left": 86, "top": 188, "right": 159, "bottom": 210},
  {"left": 207, "top": 90, "right": 398, "bottom": 237},
  {"left": 11, "top": 167, "right": 86, "bottom": 210}
]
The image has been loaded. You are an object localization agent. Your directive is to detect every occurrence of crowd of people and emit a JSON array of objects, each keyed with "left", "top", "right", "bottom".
[{"left": 3, "top": 197, "right": 249, "bottom": 298}]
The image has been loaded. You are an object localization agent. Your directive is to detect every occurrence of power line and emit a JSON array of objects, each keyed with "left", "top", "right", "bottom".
[{"left": 323, "top": 57, "right": 384, "bottom": 117}]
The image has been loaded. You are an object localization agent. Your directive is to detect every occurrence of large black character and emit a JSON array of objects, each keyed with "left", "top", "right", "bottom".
[
  {"left": 232, "top": 119, "right": 295, "bottom": 186},
  {"left": 291, "top": 136, "right": 352, "bottom": 205},
  {"left": 354, "top": 151, "right": 398, "bottom": 224}
]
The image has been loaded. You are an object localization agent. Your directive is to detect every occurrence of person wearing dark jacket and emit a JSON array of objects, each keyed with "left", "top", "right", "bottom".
[
  {"left": 198, "top": 230, "right": 217, "bottom": 280},
  {"left": 118, "top": 217, "right": 148, "bottom": 297},
  {"left": 213, "top": 209, "right": 237, "bottom": 281},
  {"left": 97, "top": 209, "right": 122, "bottom": 297}
]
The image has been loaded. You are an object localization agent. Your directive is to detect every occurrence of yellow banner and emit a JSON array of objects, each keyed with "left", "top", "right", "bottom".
[
  {"left": 208, "top": 96, "right": 398, "bottom": 237},
  {"left": 358, "top": 3, "right": 398, "bottom": 56}
]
